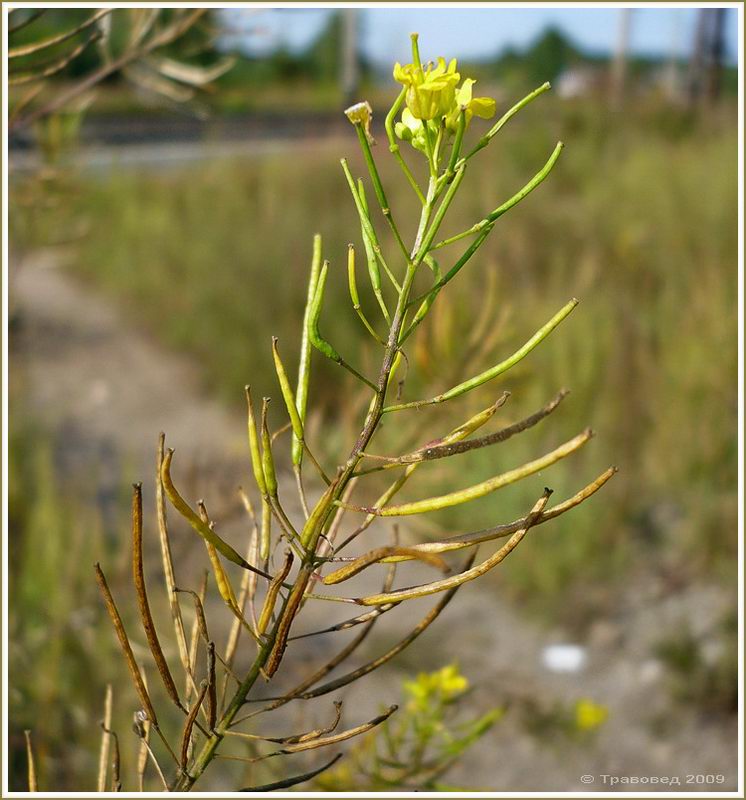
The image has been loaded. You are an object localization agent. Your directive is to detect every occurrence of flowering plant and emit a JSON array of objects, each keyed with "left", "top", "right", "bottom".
[{"left": 84, "top": 34, "right": 614, "bottom": 793}]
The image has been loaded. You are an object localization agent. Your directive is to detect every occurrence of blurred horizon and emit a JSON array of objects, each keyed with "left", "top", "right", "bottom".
[{"left": 220, "top": 7, "right": 740, "bottom": 68}]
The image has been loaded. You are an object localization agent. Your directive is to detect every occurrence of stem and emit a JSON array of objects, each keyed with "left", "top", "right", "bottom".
[
  {"left": 386, "top": 88, "right": 426, "bottom": 204},
  {"left": 354, "top": 124, "right": 410, "bottom": 261},
  {"left": 446, "top": 110, "right": 466, "bottom": 180},
  {"left": 174, "top": 187, "right": 436, "bottom": 793},
  {"left": 172, "top": 634, "right": 277, "bottom": 791}
]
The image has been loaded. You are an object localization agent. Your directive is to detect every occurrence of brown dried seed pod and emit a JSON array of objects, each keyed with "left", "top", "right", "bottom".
[
  {"left": 264, "top": 566, "right": 309, "bottom": 677},
  {"left": 258, "top": 705, "right": 397, "bottom": 760},
  {"left": 239, "top": 753, "right": 343, "bottom": 792},
  {"left": 94, "top": 562, "right": 158, "bottom": 725},
  {"left": 206, "top": 643, "right": 217, "bottom": 730},
  {"left": 180, "top": 680, "right": 208, "bottom": 771},
  {"left": 257, "top": 550, "right": 294, "bottom": 635},
  {"left": 131, "top": 483, "right": 183, "bottom": 711},
  {"left": 156, "top": 434, "right": 194, "bottom": 692},
  {"left": 176, "top": 586, "right": 210, "bottom": 644}
]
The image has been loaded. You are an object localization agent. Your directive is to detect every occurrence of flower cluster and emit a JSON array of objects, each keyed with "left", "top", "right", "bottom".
[
  {"left": 393, "top": 38, "right": 496, "bottom": 155},
  {"left": 403, "top": 664, "right": 470, "bottom": 713}
]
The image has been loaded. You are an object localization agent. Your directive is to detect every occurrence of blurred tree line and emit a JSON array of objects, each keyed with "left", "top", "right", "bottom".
[{"left": 9, "top": 7, "right": 737, "bottom": 122}]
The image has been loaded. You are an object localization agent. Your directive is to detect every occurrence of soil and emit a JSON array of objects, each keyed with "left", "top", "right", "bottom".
[{"left": 10, "top": 250, "right": 739, "bottom": 792}]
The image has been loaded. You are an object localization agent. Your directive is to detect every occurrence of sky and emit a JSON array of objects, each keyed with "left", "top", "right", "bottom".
[{"left": 223, "top": 6, "right": 740, "bottom": 67}]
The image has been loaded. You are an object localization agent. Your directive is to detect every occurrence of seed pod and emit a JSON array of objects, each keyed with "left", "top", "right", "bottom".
[
  {"left": 308, "top": 261, "right": 342, "bottom": 364},
  {"left": 373, "top": 466, "right": 618, "bottom": 563},
  {"left": 239, "top": 753, "right": 343, "bottom": 792},
  {"left": 356, "top": 491, "right": 552, "bottom": 605},
  {"left": 257, "top": 549, "right": 294, "bottom": 635},
  {"left": 245, "top": 385, "right": 268, "bottom": 497},
  {"left": 260, "top": 495, "right": 271, "bottom": 563},
  {"left": 293, "top": 234, "right": 322, "bottom": 467},
  {"left": 384, "top": 298, "right": 578, "bottom": 413},
  {"left": 368, "top": 429, "right": 592, "bottom": 516},
  {"left": 347, "top": 244, "right": 385, "bottom": 344},
  {"left": 160, "top": 449, "right": 253, "bottom": 570},
  {"left": 260, "top": 397, "right": 278, "bottom": 497},
  {"left": 323, "top": 546, "right": 447, "bottom": 585},
  {"left": 180, "top": 680, "right": 207, "bottom": 771},
  {"left": 206, "top": 643, "right": 217, "bottom": 730},
  {"left": 156, "top": 434, "right": 193, "bottom": 695},
  {"left": 198, "top": 502, "right": 263, "bottom": 645},
  {"left": 183, "top": 572, "right": 208, "bottom": 702},
  {"left": 131, "top": 483, "right": 183, "bottom": 712},
  {"left": 265, "top": 565, "right": 310, "bottom": 677},
  {"left": 356, "top": 178, "right": 381, "bottom": 289},
  {"left": 94, "top": 563, "right": 158, "bottom": 725},
  {"left": 197, "top": 502, "right": 239, "bottom": 609},
  {"left": 272, "top": 338, "right": 303, "bottom": 443},
  {"left": 272, "top": 705, "right": 397, "bottom": 756}
]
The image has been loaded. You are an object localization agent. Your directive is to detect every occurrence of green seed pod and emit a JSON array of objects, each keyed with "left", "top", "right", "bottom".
[
  {"left": 293, "top": 234, "right": 321, "bottom": 467},
  {"left": 160, "top": 449, "right": 253, "bottom": 570},
  {"left": 245, "top": 385, "right": 267, "bottom": 497},
  {"left": 356, "top": 179, "right": 381, "bottom": 294},
  {"left": 260, "top": 397, "right": 278, "bottom": 497},
  {"left": 308, "top": 262, "right": 341, "bottom": 364},
  {"left": 260, "top": 496, "right": 271, "bottom": 562},
  {"left": 272, "top": 337, "right": 303, "bottom": 443},
  {"left": 347, "top": 243, "right": 361, "bottom": 309},
  {"left": 370, "top": 429, "right": 592, "bottom": 516},
  {"left": 348, "top": 244, "right": 385, "bottom": 344}
]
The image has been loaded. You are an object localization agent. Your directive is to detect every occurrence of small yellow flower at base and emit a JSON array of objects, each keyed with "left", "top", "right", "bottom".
[
  {"left": 344, "top": 100, "right": 375, "bottom": 144},
  {"left": 574, "top": 698, "right": 609, "bottom": 731},
  {"left": 403, "top": 664, "right": 470, "bottom": 711}
]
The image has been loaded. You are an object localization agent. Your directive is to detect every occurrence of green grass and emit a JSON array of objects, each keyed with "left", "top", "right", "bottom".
[
  {"left": 11, "top": 98, "right": 738, "bottom": 628},
  {"left": 7, "top": 413, "right": 124, "bottom": 790}
]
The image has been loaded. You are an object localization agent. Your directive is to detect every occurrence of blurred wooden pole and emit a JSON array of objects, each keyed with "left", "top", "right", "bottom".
[
  {"left": 610, "top": 8, "right": 631, "bottom": 109},
  {"left": 687, "top": 8, "right": 726, "bottom": 108},
  {"left": 340, "top": 8, "right": 359, "bottom": 106},
  {"left": 704, "top": 8, "right": 726, "bottom": 103}
]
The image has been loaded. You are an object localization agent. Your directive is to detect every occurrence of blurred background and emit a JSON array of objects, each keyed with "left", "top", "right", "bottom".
[{"left": 7, "top": 6, "right": 740, "bottom": 792}]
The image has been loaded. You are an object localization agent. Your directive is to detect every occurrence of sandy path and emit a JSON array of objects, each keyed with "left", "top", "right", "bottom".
[{"left": 10, "top": 251, "right": 738, "bottom": 792}]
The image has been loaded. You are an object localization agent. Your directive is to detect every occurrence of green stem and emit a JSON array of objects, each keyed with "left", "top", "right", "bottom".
[
  {"left": 177, "top": 185, "right": 437, "bottom": 792},
  {"left": 354, "top": 123, "right": 410, "bottom": 261},
  {"left": 446, "top": 110, "right": 466, "bottom": 180},
  {"left": 385, "top": 88, "right": 426, "bottom": 204}
]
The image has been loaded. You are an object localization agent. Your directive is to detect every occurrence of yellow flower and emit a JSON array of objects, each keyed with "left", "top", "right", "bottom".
[
  {"left": 436, "top": 664, "right": 469, "bottom": 700},
  {"left": 393, "top": 57, "right": 460, "bottom": 121},
  {"left": 574, "top": 698, "right": 609, "bottom": 731},
  {"left": 447, "top": 78, "right": 496, "bottom": 132},
  {"left": 403, "top": 664, "right": 469, "bottom": 711}
]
